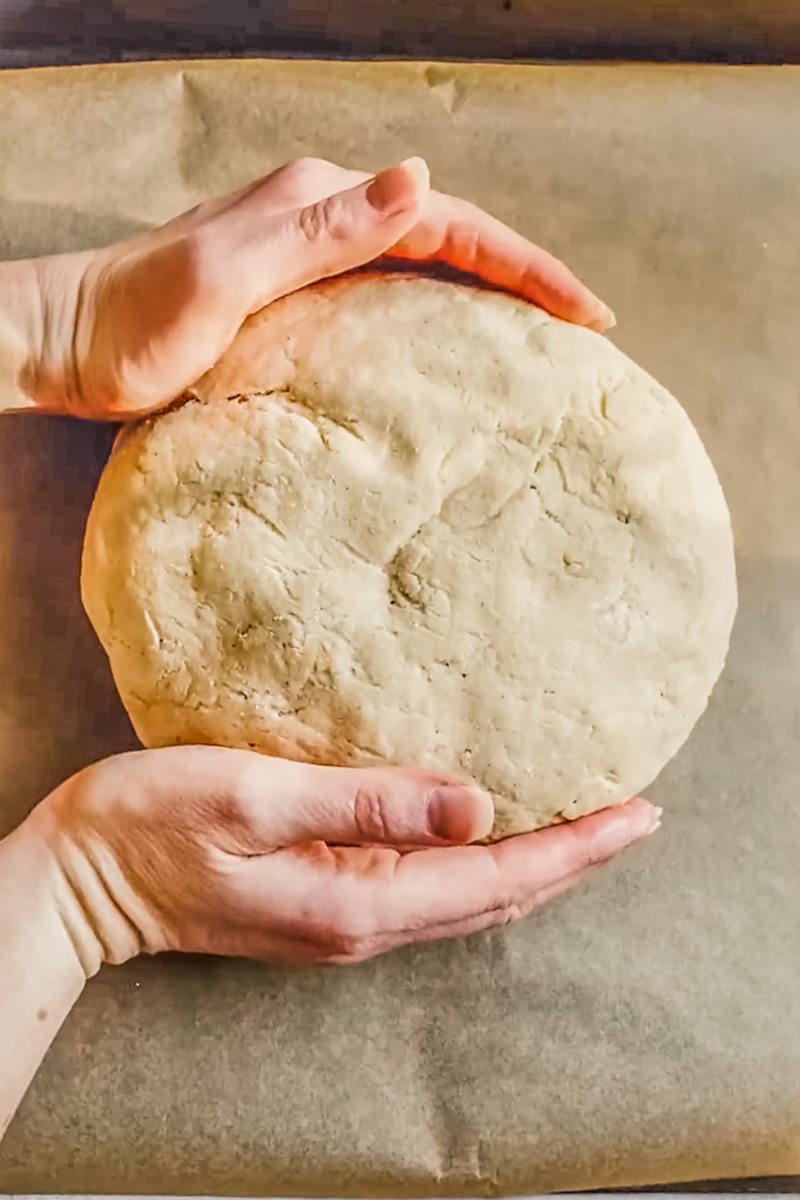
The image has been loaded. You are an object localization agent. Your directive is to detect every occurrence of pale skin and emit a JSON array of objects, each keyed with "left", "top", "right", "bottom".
[{"left": 0, "top": 156, "right": 659, "bottom": 1139}]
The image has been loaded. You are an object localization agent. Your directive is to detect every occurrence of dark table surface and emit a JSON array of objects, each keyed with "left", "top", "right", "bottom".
[{"left": 1, "top": 0, "right": 800, "bottom": 65}]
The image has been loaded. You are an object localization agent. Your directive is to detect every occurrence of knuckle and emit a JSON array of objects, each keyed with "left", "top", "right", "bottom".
[
  {"left": 320, "top": 924, "right": 384, "bottom": 965},
  {"left": 352, "top": 784, "right": 394, "bottom": 842},
  {"left": 297, "top": 199, "right": 329, "bottom": 243},
  {"left": 557, "top": 820, "right": 596, "bottom": 871},
  {"left": 227, "top": 759, "right": 265, "bottom": 825},
  {"left": 217, "top": 784, "right": 250, "bottom": 831},
  {"left": 298, "top": 194, "right": 357, "bottom": 245},
  {"left": 318, "top": 901, "right": 375, "bottom": 959},
  {"left": 323, "top": 928, "right": 366, "bottom": 961},
  {"left": 580, "top": 835, "right": 615, "bottom": 872},
  {"left": 454, "top": 225, "right": 481, "bottom": 271},
  {"left": 323, "top": 941, "right": 378, "bottom": 966},
  {"left": 284, "top": 155, "right": 330, "bottom": 181},
  {"left": 273, "top": 157, "right": 332, "bottom": 200},
  {"left": 501, "top": 903, "right": 524, "bottom": 925}
]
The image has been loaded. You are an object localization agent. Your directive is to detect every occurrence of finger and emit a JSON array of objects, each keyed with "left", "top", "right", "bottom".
[
  {"left": 186, "top": 158, "right": 361, "bottom": 229},
  {"left": 244, "top": 157, "right": 364, "bottom": 213},
  {"left": 214, "top": 156, "right": 431, "bottom": 313},
  {"left": 233, "top": 754, "right": 495, "bottom": 848},
  {"left": 269, "top": 157, "right": 430, "bottom": 298},
  {"left": 219, "top": 861, "right": 597, "bottom": 966},
  {"left": 371, "top": 796, "right": 659, "bottom": 929},
  {"left": 138, "top": 158, "right": 363, "bottom": 249},
  {"left": 323, "top": 796, "right": 658, "bottom": 935},
  {"left": 232, "top": 796, "right": 659, "bottom": 953},
  {"left": 385, "top": 191, "right": 615, "bottom": 332},
  {"left": 328, "top": 863, "right": 597, "bottom": 963},
  {"left": 188, "top": 860, "right": 596, "bottom": 967}
]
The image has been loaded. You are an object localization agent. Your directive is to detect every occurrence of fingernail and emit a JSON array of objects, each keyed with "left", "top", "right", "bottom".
[
  {"left": 593, "top": 805, "right": 658, "bottom": 860},
  {"left": 428, "top": 784, "right": 494, "bottom": 842},
  {"left": 366, "top": 156, "right": 429, "bottom": 217},
  {"left": 588, "top": 298, "right": 616, "bottom": 332},
  {"left": 398, "top": 155, "right": 430, "bottom": 183},
  {"left": 645, "top": 806, "right": 663, "bottom": 835}
]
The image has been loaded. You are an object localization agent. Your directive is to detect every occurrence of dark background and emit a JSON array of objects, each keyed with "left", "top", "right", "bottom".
[{"left": 1, "top": 0, "right": 800, "bottom": 65}]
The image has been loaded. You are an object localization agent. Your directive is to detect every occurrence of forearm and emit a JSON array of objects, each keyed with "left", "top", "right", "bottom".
[{"left": 0, "top": 811, "right": 86, "bottom": 1140}]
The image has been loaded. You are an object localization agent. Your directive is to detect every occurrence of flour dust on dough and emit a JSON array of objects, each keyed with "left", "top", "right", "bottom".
[{"left": 81, "top": 275, "right": 737, "bottom": 839}]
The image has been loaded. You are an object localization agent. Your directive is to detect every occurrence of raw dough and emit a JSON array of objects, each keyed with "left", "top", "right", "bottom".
[{"left": 81, "top": 274, "right": 737, "bottom": 838}]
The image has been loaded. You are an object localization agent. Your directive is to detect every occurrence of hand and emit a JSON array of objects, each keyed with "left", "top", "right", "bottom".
[
  {"left": 28, "top": 156, "right": 614, "bottom": 420},
  {"left": 30, "top": 746, "right": 658, "bottom": 970}
]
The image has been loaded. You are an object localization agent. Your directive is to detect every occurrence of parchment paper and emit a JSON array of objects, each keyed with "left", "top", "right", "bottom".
[{"left": 1, "top": 59, "right": 799, "bottom": 1196}]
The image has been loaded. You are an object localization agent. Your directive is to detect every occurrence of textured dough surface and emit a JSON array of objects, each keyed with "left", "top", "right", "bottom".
[{"left": 81, "top": 275, "right": 737, "bottom": 838}]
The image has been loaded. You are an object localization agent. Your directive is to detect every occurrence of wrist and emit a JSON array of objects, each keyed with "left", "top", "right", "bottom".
[
  {"left": 30, "top": 777, "right": 154, "bottom": 969},
  {"left": 31, "top": 250, "right": 96, "bottom": 417},
  {"left": 0, "top": 258, "right": 42, "bottom": 414},
  {"left": 5, "top": 802, "right": 99, "bottom": 982},
  {"left": 0, "top": 251, "right": 93, "bottom": 417}
]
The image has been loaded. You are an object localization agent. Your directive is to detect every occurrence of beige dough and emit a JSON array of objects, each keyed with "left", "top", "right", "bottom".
[{"left": 81, "top": 274, "right": 737, "bottom": 838}]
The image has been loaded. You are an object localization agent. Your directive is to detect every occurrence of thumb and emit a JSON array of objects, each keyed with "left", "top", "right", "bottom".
[
  {"left": 264, "top": 156, "right": 430, "bottom": 302},
  {"left": 236, "top": 756, "right": 494, "bottom": 848}
]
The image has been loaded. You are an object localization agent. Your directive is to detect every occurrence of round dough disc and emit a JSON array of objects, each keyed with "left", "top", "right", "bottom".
[{"left": 81, "top": 274, "right": 737, "bottom": 839}]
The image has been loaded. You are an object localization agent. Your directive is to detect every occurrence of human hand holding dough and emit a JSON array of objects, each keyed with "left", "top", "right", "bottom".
[
  {"left": 22, "top": 155, "right": 612, "bottom": 420},
  {"left": 28, "top": 748, "right": 659, "bottom": 969},
  {"left": 82, "top": 275, "right": 737, "bottom": 839}
]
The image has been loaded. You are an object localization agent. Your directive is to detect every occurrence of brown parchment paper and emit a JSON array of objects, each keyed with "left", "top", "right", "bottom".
[{"left": 1, "top": 59, "right": 800, "bottom": 1196}]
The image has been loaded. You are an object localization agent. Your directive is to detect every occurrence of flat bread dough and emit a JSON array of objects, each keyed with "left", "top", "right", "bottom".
[{"left": 81, "top": 274, "right": 737, "bottom": 838}]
